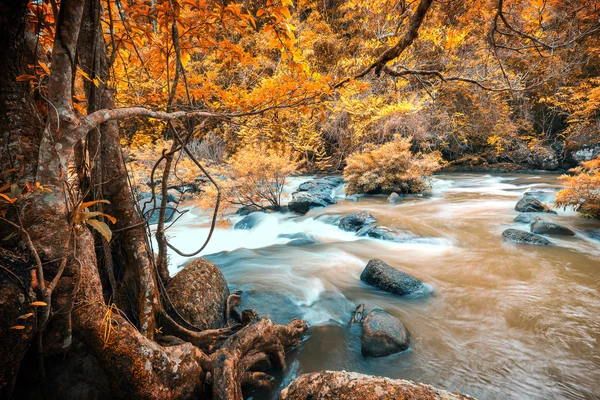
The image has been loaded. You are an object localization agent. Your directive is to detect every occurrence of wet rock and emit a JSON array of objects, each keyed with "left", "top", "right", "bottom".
[
  {"left": 387, "top": 192, "right": 402, "bottom": 204},
  {"left": 236, "top": 205, "right": 261, "bottom": 216},
  {"left": 514, "top": 213, "right": 541, "bottom": 224},
  {"left": 234, "top": 213, "right": 264, "bottom": 230},
  {"left": 280, "top": 371, "right": 474, "bottom": 400},
  {"left": 515, "top": 196, "right": 556, "bottom": 213},
  {"left": 338, "top": 211, "right": 376, "bottom": 232},
  {"left": 361, "top": 309, "right": 410, "bottom": 357},
  {"left": 288, "top": 192, "right": 330, "bottom": 214},
  {"left": 502, "top": 228, "right": 552, "bottom": 246},
  {"left": 358, "top": 226, "right": 416, "bottom": 242},
  {"left": 166, "top": 258, "right": 229, "bottom": 330},
  {"left": 531, "top": 220, "right": 575, "bottom": 236},
  {"left": 277, "top": 232, "right": 318, "bottom": 245},
  {"left": 360, "top": 258, "right": 429, "bottom": 297},
  {"left": 289, "top": 176, "right": 344, "bottom": 214}
]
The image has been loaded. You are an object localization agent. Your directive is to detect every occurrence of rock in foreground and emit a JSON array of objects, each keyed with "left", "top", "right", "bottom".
[
  {"left": 360, "top": 258, "right": 429, "bottom": 297},
  {"left": 515, "top": 196, "right": 556, "bottom": 213},
  {"left": 166, "top": 258, "right": 229, "bottom": 330},
  {"left": 361, "top": 309, "right": 410, "bottom": 357},
  {"left": 530, "top": 220, "right": 575, "bottom": 236},
  {"left": 339, "top": 211, "right": 376, "bottom": 232},
  {"left": 502, "top": 229, "right": 552, "bottom": 246},
  {"left": 279, "top": 371, "right": 475, "bottom": 400}
]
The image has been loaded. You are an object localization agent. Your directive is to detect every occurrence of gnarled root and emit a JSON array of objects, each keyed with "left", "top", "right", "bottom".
[{"left": 210, "top": 318, "right": 308, "bottom": 400}]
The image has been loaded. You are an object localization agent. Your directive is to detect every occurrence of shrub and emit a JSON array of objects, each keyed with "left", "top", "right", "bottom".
[
  {"left": 556, "top": 157, "right": 600, "bottom": 218},
  {"left": 343, "top": 136, "right": 443, "bottom": 195},
  {"left": 202, "top": 144, "right": 301, "bottom": 211}
]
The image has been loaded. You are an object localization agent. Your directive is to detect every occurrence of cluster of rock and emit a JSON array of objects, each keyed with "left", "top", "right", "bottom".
[
  {"left": 288, "top": 177, "right": 344, "bottom": 214},
  {"left": 503, "top": 195, "right": 577, "bottom": 246},
  {"left": 336, "top": 211, "right": 418, "bottom": 243}
]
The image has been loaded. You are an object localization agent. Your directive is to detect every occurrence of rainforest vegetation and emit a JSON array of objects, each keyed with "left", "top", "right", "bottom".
[{"left": 0, "top": 0, "right": 599, "bottom": 399}]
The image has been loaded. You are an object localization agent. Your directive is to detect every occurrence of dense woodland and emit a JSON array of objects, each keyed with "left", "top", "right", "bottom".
[{"left": 0, "top": 0, "right": 599, "bottom": 399}]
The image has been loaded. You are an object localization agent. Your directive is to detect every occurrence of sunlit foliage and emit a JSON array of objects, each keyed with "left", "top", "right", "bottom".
[
  {"left": 344, "top": 136, "right": 443, "bottom": 194},
  {"left": 556, "top": 157, "right": 600, "bottom": 219}
]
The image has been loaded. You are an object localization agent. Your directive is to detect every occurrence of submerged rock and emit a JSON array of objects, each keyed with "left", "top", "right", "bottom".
[
  {"left": 338, "top": 211, "right": 376, "bottom": 232},
  {"left": 277, "top": 232, "right": 318, "bottom": 245},
  {"left": 166, "top": 258, "right": 229, "bottom": 330},
  {"left": 387, "top": 192, "right": 402, "bottom": 204},
  {"left": 361, "top": 309, "right": 410, "bottom": 357},
  {"left": 502, "top": 228, "right": 552, "bottom": 246},
  {"left": 514, "top": 213, "right": 541, "bottom": 224},
  {"left": 358, "top": 226, "right": 416, "bottom": 242},
  {"left": 279, "top": 371, "right": 474, "bottom": 400},
  {"left": 234, "top": 213, "right": 264, "bottom": 230},
  {"left": 515, "top": 196, "right": 556, "bottom": 213},
  {"left": 360, "top": 258, "right": 429, "bottom": 297},
  {"left": 531, "top": 220, "right": 575, "bottom": 236}
]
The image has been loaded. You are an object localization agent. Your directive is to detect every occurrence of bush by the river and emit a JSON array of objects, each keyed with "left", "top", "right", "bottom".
[{"left": 343, "top": 136, "right": 443, "bottom": 195}]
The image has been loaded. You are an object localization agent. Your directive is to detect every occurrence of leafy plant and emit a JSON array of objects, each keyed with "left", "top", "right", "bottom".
[
  {"left": 344, "top": 136, "right": 443, "bottom": 195},
  {"left": 73, "top": 200, "right": 117, "bottom": 242},
  {"left": 556, "top": 157, "right": 600, "bottom": 219}
]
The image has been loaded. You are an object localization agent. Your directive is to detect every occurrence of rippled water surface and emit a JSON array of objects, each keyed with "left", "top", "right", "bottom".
[{"left": 160, "top": 174, "right": 600, "bottom": 399}]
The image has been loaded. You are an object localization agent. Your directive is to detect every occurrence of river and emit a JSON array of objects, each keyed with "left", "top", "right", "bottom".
[{"left": 159, "top": 173, "right": 600, "bottom": 399}]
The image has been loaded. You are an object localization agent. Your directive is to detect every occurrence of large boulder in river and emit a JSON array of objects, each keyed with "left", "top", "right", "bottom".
[
  {"left": 288, "top": 176, "right": 344, "bottom": 214},
  {"left": 288, "top": 192, "right": 330, "bottom": 214},
  {"left": 166, "top": 258, "right": 229, "bottom": 330},
  {"left": 361, "top": 309, "right": 410, "bottom": 357},
  {"left": 338, "top": 211, "right": 376, "bottom": 232},
  {"left": 531, "top": 220, "right": 575, "bottom": 236},
  {"left": 502, "top": 228, "right": 552, "bottom": 246},
  {"left": 360, "top": 258, "right": 429, "bottom": 297},
  {"left": 514, "top": 213, "right": 541, "bottom": 224},
  {"left": 515, "top": 196, "right": 556, "bottom": 213},
  {"left": 279, "top": 371, "right": 474, "bottom": 400}
]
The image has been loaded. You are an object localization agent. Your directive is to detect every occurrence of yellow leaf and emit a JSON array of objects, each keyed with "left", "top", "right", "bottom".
[
  {"left": 87, "top": 219, "right": 113, "bottom": 242},
  {"left": 17, "top": 313, "right": 34, "bottom": 319},
  {"left": 30, "top": 301, "right": 48, "bottom": 307}
]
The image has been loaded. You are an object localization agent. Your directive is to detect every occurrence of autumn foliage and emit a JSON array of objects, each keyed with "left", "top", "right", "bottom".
[
  {"left": 202, "top": 144, "right": 301, "bottom": 211},
  {"left": 344, "top": 136, "right": 443, "bottom": 195},
  {"left": 556, "top": 157, "right": 600, "bottom": 219}
]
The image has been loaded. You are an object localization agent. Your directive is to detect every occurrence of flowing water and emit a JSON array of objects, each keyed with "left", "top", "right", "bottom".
[{"left": 159, "top": 173, "right": 600, "bottom": 399}]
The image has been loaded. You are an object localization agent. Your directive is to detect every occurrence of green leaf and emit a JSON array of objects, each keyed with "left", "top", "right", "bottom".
[{"left": 86, "top": 219, "right": 112, "bottom": 242}]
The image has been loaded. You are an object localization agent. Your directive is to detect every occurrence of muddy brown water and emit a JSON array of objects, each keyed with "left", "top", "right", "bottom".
[{"left": 162, "top": 173, "right": 600, "bottom": 399}]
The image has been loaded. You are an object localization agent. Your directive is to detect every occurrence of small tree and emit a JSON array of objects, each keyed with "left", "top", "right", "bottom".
[
  {"left": 344, "top": 136, "right": 443, "bottom": 195},
  {"left": 203, "top": 144, "right": 301, "bottom": 211},
  {"left": 556, "top": 157, "right": 600, "bottom": 219}
]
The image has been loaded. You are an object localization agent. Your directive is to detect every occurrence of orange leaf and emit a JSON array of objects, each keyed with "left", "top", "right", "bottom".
[{"left": 16, "top": 74, "right": 37, "bottom": 82}]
